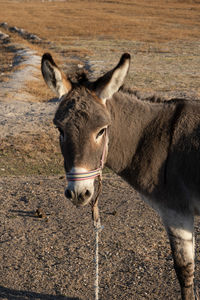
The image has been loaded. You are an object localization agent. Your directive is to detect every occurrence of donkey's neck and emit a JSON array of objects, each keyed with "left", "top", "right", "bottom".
[{"left": 106, "top": 91, "right": 167, "bottom": 176}]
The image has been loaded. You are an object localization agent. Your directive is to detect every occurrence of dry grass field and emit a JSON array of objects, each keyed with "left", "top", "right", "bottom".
[
  {"left": 0, "top": 0, "right": 200, "bottom": 43},
  {"left": 1, "top": 1, "right": 200, "bottom": 299}
]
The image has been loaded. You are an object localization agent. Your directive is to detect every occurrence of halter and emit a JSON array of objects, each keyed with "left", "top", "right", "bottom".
[
  {"left": 66, "top": 168, "right": 102, "bottom": 181},
  {"left": 66, "top": 129, "right": 107, "bottom": 182}
]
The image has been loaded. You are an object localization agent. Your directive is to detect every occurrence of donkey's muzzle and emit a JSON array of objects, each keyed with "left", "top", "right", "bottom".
[
  {"left": 65, "top": 188, "right": 92, "bottom": 206},
  {"left": 65, "top": 167, "right": 97, "bottom": 206}
]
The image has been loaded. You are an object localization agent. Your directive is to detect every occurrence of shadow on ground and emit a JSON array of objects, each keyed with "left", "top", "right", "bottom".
[{"left": 0, "top": 285, "right": 80, "bottom": 300}]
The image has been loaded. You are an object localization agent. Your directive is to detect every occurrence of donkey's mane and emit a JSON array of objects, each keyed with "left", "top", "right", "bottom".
[
  {"left": 120, "top": 85, "right": 199, "bottom": 105},
  {"left": 69, "top": 70, "right": 198, "bottom": 106},
  {"left": 119, "top": 85, "right": 165, "bottom": 103},
  {"left": 68, "top": 70, "right": 89, "bottom": 86}
]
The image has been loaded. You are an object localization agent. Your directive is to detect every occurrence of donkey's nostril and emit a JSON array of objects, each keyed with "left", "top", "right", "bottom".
[
  {"left": 65, "top": 189, "right": 73, "bottom": 199},
  {"left": 85, "top": 189, "right": 91, "bottom": 198},
  {"left": 77, "top": 190, "right": 92, "bottom": 202}
]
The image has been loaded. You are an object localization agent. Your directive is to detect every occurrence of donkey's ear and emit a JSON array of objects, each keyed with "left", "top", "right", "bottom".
[
  {"left": 92, "top": 53, "right": 131, "bottom": 104},
  {"left": 41, "top": 53, "right": 72, "bottom": 98}
]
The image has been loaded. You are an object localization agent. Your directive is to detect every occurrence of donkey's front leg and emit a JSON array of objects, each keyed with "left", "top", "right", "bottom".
[{"left": 162, "top": 211, "right": 197, "bottom": 300}]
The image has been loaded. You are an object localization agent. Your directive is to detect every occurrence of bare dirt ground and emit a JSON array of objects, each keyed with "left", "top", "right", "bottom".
[
  {"left": 0, "top": 0, "right": 200, "bottom": 299},
  {"left": 2, "top": 174, "right": 200, "bottom": 300}
]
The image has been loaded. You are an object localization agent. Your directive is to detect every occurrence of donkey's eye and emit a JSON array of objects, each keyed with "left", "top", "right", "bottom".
[{"left": 96, "top": 128, "right": 105, "bottom": 139}]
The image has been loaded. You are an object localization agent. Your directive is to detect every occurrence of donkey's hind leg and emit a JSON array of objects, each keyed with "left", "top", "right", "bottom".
[{"left": 162, "top": 210, "right": 197, "bottom": 300}]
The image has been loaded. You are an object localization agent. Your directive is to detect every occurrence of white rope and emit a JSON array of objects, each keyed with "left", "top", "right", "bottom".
[
  {"left": 92, "top": 175, "right": 103, "bottom": 300},
  {"left": 94, "top": 219, "right": 103, "bottom": 300}
]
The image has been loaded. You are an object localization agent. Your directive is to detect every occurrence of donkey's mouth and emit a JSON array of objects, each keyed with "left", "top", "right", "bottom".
[
  {"left": 73, "top": 198, "right": 91, "bottom": 208},
  {"left": 65, "top": 187, "right": 94, "bottom": 207}
]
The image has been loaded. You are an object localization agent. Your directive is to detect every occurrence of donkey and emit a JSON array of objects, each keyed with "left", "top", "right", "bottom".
[{"left": 41, "top": 52, "right": 200, "bottom": 300}]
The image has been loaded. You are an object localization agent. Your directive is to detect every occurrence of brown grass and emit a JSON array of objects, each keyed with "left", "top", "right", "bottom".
[
  {"left": 0, "top": 43, "right": 15, "bottom": 82},
  {"left": 24, "top": 75, "right": 55, "bottom": 102},
  {"left": 0, "top": 0, "right": 199, "bottom": 45}
]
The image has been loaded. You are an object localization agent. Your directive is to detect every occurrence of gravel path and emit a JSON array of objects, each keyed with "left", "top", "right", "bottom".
[{"left": 2, "top": 174, "right": 198, "bottom": 300}]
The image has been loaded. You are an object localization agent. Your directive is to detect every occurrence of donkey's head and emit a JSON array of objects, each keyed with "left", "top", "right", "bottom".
[{"left": 41, "top": 52, "right": 131, "bottom": 207}]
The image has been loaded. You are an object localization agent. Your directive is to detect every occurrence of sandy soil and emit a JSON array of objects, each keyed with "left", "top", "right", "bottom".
[
  {"left": 2, "top": 174, "right": 200, "bottom": 300},
  {"left": 1, "top": 1, "right": 200, "bottom": 299}
]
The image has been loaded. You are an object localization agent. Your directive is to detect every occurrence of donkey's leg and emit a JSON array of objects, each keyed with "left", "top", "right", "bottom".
[
  {"left": 168, "top": 227, "right": 196, "bottom": 300},
  {"left": 162, "top": 210, "right": 196, "bottom": 300}
]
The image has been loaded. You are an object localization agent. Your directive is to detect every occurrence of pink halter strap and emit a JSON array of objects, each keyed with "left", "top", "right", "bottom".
[{"left": 66, "top": 129, "right": 107, "bottom": 181}]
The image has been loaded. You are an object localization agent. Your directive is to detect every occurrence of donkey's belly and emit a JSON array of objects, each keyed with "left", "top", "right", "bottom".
[
  {"left": 141, "top": 193, "right": 200, "bottom": 217},
  {"left": 140, "top": 195, "right": 161, "bottom": 214}
]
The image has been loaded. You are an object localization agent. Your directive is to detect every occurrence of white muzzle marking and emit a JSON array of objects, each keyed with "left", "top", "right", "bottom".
[{"left": 66, "top": 167, "right": 95, "bottom": 206}]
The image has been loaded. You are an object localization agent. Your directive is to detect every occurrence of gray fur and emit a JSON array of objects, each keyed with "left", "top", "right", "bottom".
[{"left": 41, "top": 52, "right": 200, "bottom": 299}]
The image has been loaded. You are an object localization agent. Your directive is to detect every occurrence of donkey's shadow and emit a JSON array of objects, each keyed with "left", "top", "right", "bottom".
[
  {"left": 0, "top": 285, "right": 80, "bottom": 300},
  {"left": 9, "top": 209, "right": 37, "bottom": 218}
]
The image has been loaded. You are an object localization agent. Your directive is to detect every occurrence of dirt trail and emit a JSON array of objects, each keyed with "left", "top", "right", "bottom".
[
  {"left": 0, "top": 48, "right": 41, "bottom": 102},
  {"left": 0, "top": 26, "right": 57, "bottom": 139},
  {"left": 0, "top": 98, "right": 57, "bottom": 140}
]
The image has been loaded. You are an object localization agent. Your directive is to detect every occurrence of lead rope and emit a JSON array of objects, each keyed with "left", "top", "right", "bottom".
[{"left": 91, "top": 174, "right": 104, "bottom": 300}]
